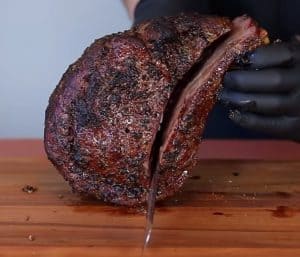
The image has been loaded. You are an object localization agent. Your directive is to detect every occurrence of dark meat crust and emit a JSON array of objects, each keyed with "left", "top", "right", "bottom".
[
  {"left": 44, "top": 13, "right": 231, "bottom": 205},
  {"left": 157, "top": 16, "right": 268, "bottom": 201}
]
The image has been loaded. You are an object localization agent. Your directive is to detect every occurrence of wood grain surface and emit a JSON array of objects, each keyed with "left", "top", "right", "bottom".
[{"left": 1, "top": 140, "right": 300, "bottom": 256}]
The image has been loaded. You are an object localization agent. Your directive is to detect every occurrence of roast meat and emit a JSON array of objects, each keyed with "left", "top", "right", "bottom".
[{"left": 44, "top": 13, "right": 268, "bottom": 206}]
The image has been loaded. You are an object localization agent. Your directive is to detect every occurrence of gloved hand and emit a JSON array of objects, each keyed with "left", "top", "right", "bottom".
[{"left": 219, "top": 37, "right": 300, "bottom": 141}]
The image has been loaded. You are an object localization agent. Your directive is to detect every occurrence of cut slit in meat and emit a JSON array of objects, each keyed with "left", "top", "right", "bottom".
[
  {"left": 147, "top": 20, "right": 232, "bottom": 180},
  {"left": 146, "top": 27, "right": 231, "bottom": 199},
  {"left": 155, "top": 15, "right": 268, "bottom": 200}
]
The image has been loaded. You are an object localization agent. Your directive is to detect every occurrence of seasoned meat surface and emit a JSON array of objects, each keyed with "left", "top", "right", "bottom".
[
  {"left": 44, "top": 13, "right": 266, "bottom": 206},
  {"left": 157, "top": 16, "right": 268, "bottom": 200}
]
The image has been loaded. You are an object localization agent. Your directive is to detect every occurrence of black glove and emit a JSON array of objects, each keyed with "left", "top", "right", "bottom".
[{"left": 219, "top": 38, "right": 300, "bottom": 141}]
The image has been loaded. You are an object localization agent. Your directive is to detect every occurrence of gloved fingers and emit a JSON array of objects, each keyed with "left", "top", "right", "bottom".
[
  {"left": 248, "top": 43, "right": 294, "bottom": 69},
  {"left": 223, "top": 67, "right": 299, "bottom": 93},
  {"left": 229, "top": 110, "right": 300, "bottom": 139},
  {"left": 219, "top": 89, "right": 292, "bottom": 115},
  {"left": 293, "top": 35, "right": 300, "bottom": 43},
  {"left": 289, "top": 42, "right": 300, "bottom": 62}
]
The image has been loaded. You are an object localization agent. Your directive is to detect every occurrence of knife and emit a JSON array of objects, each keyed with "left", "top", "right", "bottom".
[{"left": 143, "top": 160, "right": 160, "bottom": 249}]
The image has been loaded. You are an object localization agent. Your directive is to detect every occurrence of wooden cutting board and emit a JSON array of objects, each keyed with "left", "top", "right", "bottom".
[{"left": 1, "top": 140, "right": 300, "bottom": 257}]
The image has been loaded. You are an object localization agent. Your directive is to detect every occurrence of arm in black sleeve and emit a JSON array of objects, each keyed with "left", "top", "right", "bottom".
[{"left": 134, "top": 0, "right": 212, "bottom": 25}]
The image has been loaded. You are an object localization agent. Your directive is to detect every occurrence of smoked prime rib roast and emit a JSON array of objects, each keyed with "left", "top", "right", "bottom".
[{"left": 44, "top": 13, "right": 268, "bottom": 206}]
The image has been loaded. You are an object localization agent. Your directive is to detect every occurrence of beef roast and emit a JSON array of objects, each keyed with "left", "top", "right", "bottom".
[{"left": 44, "top": 13, "right": 268, "bottom": 206}]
